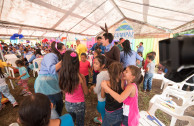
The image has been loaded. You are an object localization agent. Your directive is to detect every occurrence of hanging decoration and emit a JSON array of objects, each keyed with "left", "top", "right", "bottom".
[
  {"left": 42, "top": 38, "right": 48, "bottom": 43},
  {"left": 10, "top": 33, "right": 24, "bottom": 40},
  {"left": 61, "top": 37, "right": 67, "bottom": 42}
]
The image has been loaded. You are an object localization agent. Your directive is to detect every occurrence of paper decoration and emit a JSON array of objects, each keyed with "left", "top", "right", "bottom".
[
  {"left": 42, "top": 38, "right": 48, "bottom": 43},
  {"left": 10, "top": 33, "right": 24, "bottom": 40},
  {"left": 61, "top": 37, "right": 67, "bottom": 41}
]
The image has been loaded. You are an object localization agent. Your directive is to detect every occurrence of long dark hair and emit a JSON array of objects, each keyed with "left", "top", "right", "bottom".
[
  {"left": 95, "top": 55, "right": 106, "bottom": 67},
  {"left": 127, "top": 65, "right": 143, "bottom": 87},
  {"left": 34, "top": 49, "right": 42, "bottom": 56},
  {"left": 59, "top": 50, "right": 80, "bottom": 94},
  {"left": 18, "top": 93, "right": 51, "bottom": 126},
  {"left": 108, "top": 62, "right": 123, "bottom": 92},
  {"left": 24, "top": 48, "right": 29, "bottom": 53},
  {"left": 122, "top": 40, "right": 132, "bottom": 56},
  {"left": 51, "top": 41, "right": 64, "bottom": 61}
]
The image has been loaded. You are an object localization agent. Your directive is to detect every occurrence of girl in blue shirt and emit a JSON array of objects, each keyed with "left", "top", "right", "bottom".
[
  {"left": 34, "top": 41, "right": 66, "bottom": 116},
  {"left": 9, "top": 60, "right": 32, "bottom": 96}
]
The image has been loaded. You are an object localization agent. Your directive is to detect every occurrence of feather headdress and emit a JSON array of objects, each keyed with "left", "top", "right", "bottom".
[{"left": 100, "top": 23, "right": 108, "bottom": 33}]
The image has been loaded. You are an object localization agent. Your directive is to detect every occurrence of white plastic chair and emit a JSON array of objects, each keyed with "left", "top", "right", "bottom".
[
  {"left": 33, "top": 58, "right": 43, "bottom": 77},
  {"left": 26, "top": 54, "right": 33, "bottom": 62},
  {"left": 4, "top": 54, "right": 17, "bottom": 60},
  {"left": 148, "top": 94, "right": 194, "bottom": 126},
  {"left": 139, "top": 111, "right": 194, "bottom": 126},
  {"left": 141, "top": 68, "right": 145, "bottom": 77},
  {"left": 139, "top": 111, "right": 165, "bottom": 126},
  {"left": 153, "top": 73, "right": 165, "bottom": 80},
  {"left": 16, "top": 50, "right": 21, "bottom": 56},
  {"left": 161, "top": 74, "right": 194, "bottom": 90},
  {"left": 6, "top": 58, "right": 19, "bottom": 78},
  {"left": 149, "top": 86, "right": 194, "bottom": 109},
  {"left": 162, "top": 86, "right": 194, "bottom": 105}
]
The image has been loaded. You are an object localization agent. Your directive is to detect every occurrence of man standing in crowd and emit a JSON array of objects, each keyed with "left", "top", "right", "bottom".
[
  {"left": 117, "top": 38, "right": 125, "bottom": 51},
  {"left": 76, "top": 40, "right": 87, "bottom": 60},
  {"left": 90, "top": 36, "right": 105, "bottom": 54},
  {"left": 137, "top": 42, "right": 144, "bottom": 53}
]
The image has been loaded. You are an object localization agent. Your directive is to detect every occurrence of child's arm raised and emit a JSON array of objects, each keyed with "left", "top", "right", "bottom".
[
  {"left": 80, "top": 74, "right": 89, "bottom": 95},
  {"left": 7, "top": 76, "right": 16, "bottom": 80},
  {"left": 9, "top": 65, "right": 16, "bottom": 69},
  {"left": 101, "top": 81, "right": 135, "bottom": 103}
]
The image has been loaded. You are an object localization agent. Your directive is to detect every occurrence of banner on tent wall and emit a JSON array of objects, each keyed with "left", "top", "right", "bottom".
[
  {"left": 114, "top": 20, "right": 135, "bottom": 49},
  {"left": 86, "top": 37, "right": 95, "bottom": 48},
  {"left": 114, "top": 20, "right": 134, "bottom": 40}
]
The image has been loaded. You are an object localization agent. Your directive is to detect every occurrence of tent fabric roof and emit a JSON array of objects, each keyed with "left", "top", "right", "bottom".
[{"left": 0, "top": 0, "right": 194, "bottom": 38}]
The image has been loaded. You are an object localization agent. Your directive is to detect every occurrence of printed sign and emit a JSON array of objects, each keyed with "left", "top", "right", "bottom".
[{"left": 114, "top": 20, "right": 134, "bottom": 40}]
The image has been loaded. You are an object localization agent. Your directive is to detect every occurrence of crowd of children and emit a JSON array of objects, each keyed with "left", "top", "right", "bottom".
[{"left": 0, "top": 33, "right": 159, "bottom": 126}]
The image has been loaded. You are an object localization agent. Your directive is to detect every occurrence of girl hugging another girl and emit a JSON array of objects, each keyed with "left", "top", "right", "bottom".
[{"left": 101, "top": 65, "right": 143, "bottom": 126}]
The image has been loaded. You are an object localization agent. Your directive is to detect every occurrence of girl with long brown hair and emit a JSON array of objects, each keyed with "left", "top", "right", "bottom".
[
  {"left": 59, "top": 50, "right": 88, "bottom": 126},
  {"left": 101, "top": 65, "right": 143, "bottom": 126},
  {"left": 101, "top": 62, "right": 124, "bottom": 126}
]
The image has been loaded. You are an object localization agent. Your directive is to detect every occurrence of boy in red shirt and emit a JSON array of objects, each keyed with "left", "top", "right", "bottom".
[{"left": 80, "top": 53, "right": 91, "bottom": 86}]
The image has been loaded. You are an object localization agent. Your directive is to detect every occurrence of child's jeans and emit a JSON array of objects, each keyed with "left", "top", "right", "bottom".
[
  {"left": 102, "top": 108, "right": 123, "bottom": 126},
  {"left": 122, "top": 116, "right": 128, "bottom": 126},
  {"left": 0, "top": 85, "right": 16, "bottom": 107},
  {"left": 47, "top": 92, "right": 64, "bottom": 116},
  {"left": 143, "top": 73, "right": 153, "bottom": 90},
  {"left": 92, "top": 70, "right": 99, "bottom": 84},
  {"left": 18, "top": 78, "right": 30, "bottom": 92},
  {"left": 65, "top": 101, "right": 85, "bottom": 126}
]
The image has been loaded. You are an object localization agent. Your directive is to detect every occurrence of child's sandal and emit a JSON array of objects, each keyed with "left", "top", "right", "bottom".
[{"left": 93, "top": 117, "right": 102, "bottom": 124}]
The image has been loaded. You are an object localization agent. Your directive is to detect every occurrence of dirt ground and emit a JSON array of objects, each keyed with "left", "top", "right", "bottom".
[{"left": 0, "top": 72, "right": 193, "bottom": 126}]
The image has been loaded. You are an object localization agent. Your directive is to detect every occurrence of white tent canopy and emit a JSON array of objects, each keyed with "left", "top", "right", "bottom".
[{"left": 0, "top": 0, "right": 194, "bottom": 38}]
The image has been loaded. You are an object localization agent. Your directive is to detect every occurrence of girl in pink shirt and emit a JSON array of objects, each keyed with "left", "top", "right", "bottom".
[
  {"left": 59, "top": 50, "right": 89, "bottom": 126},
  {"left": 101, "top": 65, "right": 143, "bottom": 126}
]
